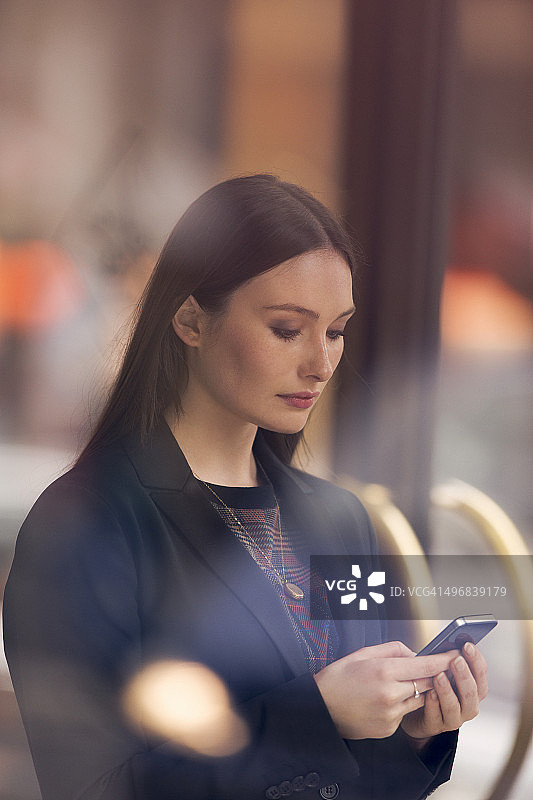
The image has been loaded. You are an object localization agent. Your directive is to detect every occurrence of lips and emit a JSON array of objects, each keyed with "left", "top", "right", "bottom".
[{"left": 277, "top": 392, "right": 319, "bottom": 409}]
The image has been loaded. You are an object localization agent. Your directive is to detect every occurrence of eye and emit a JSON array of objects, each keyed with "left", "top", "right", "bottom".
[
  {"left": 271, "top": 327, "right": 302, "bottom": 341},
  {"left": 327, "top": 330, "right": 345, "bottom": 341}
]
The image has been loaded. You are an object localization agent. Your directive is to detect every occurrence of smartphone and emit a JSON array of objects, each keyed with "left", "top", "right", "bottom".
[{"left": 416, "top": 614, "right": 497, "bottom": 656}]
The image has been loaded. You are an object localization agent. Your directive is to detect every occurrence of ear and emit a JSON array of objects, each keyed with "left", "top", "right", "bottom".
[{"left": 172, "top": 295, "right": 204, "bottom": 347}]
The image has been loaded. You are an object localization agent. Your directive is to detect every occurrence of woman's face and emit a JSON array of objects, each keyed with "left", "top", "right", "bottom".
[{"left": 183, "top": 249, "right": 354, "bottom": 435}]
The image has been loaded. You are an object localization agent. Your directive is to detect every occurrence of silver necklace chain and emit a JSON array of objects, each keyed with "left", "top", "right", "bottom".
[
  {"left": 196, "top": 466, "right": 335, "bottom": 673},
  {"left": 197, "top": 463, "right": 304, "bottom": 601}
]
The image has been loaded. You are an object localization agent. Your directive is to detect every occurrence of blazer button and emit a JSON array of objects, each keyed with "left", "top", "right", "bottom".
[
  {"left": 291, "top": 775, "right": 305, "bottom": 792},
  {"left": 319, "top": 784, "right": 339, "bottom": 799},
  {"left": 304, "top": 772, "right": 320, "bottom": 788}
]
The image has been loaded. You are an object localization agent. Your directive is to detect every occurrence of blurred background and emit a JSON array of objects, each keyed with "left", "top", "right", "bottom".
[{"left": 0, "top": 1, "right": 532, "bottom": 798}]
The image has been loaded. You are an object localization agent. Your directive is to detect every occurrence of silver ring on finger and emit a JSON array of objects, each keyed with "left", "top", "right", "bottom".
[{"left": 412, "top": 680, "right": 420, "bottom": 699}]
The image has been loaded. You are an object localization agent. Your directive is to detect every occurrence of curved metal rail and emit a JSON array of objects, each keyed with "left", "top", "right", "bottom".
[
  {"left": 339, "top": 476, "right": 532, "bottom": 798},
  {"left": 432, "top": 480, "right": 533, "bottom": 800}
]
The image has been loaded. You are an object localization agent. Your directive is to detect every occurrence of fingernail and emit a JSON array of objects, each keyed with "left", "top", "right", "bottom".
[
  {"left": 454, "top": 656, "right": 467, "bottom": 672},
  {"left": 464, "top": 642, "right": 474, "bottom": 655},
  {"left": 435, "top": 672, "right": 447, "bottom": 686}
]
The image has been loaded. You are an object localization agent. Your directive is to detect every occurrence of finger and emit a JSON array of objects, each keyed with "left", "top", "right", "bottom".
[
  {"left": 462, "top": 642, "right": 489, "bottom": 700},
  {"left": 392, "top": 651, "right": 460, "bottom": 681},
  {"left": 402, "top": 693, "right": 427, "bottom": 715},
  {"left": 433, "top": 670, "right": 462, "bottom": 729},
  {"left": 348, "top": 640, "right": 414, "bottom": 662},
  {"left": 422, "top": 687, "right": 444, "bottom": 731},
  {"left": 450, "top": 656, "right": 480, "bottom": 721},
  {"left": 401, "top": 678, "right": 434, "bottom": 701}
]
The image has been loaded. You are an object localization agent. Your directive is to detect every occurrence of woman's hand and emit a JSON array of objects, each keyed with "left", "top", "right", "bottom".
[
  {"left": 313, "top": 641, "right": 460, "bottom": 740},
  {"left": 401, "top": 641, "right": 489, "bottom": 741}
]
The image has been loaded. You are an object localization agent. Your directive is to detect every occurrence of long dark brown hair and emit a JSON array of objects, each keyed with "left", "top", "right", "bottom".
[{"left": 78, "top": 174, "right": 357, "bottom": 465}]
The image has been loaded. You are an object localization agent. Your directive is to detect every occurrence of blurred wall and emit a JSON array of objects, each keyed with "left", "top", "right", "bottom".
[{"left": 0, "top": 0, "right": 227, "bottom": 447}]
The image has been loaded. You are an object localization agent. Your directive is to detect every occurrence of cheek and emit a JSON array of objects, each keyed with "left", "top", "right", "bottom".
[
  {"left": 332, "top": 344, "right": 344, "bottom": 372},
  {"left": 209, "top": 328, "right": 274, "bottom": 390},
  {"left": 227, "top": 335, "right": 277, "bottom": 385}
]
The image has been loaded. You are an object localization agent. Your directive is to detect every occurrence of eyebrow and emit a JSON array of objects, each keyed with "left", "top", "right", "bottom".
[{"left": 263, "top": 303, "right": 356, "bottom": 321}]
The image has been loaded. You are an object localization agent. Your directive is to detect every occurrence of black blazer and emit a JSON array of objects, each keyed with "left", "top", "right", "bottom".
[{"left": 3, "top": 422, "right": 456, "bottom": 800}]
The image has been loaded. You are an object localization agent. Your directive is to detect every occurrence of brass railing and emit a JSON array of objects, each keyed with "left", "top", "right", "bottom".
[
  {"left": 432, "top": 481, "right": 533, "bottom": 800},
  {"left": 340, "top": 476, "right": 533, "bottom": 800}
]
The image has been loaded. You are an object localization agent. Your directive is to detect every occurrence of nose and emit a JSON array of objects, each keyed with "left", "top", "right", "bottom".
[{"left": 299, "top": 336, "right": 335, "bottom": 383}]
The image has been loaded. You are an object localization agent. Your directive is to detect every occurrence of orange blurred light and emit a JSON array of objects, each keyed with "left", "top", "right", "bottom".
[
  {"left": 441, "top": 268, "right": 533, "bottom": 353},
  {"left": 123, "top": 660, "right": 249, "bottom": 758},
  {"left": 0, "top": 239, "right": 83, "bottom": 332}
]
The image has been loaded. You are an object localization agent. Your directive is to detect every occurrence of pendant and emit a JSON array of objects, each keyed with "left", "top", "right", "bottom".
[{"left": 284, "top": 582, "right": 304, "bottom": 600}]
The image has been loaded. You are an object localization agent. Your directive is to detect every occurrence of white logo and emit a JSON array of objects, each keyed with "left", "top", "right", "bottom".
[{"left": 325, "top": 564, "right": 386, "bottom": 611}]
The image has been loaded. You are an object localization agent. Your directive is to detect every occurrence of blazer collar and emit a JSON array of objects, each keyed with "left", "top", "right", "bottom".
[
  {"left": 120, "top": 419, "right": 194, "bottom": 491},
  {"left": 121, "top": 420, "right": 313, "bottom": 494}
]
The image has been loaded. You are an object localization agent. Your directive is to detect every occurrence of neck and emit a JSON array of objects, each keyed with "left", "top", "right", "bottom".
[{"left": 165, "top": 407, "right": 260, "bottom": 487}]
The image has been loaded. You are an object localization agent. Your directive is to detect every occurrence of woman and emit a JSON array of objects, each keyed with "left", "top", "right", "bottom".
[{"left": 4, "top": 175, "right": 488, "bottom": 800}]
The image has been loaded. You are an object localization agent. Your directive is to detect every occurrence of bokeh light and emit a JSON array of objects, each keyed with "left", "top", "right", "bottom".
[{"left": 123, "top": 660, "right": 250, "bottom": 758}]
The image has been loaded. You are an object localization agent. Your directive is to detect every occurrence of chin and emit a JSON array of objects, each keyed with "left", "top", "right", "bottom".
[
  {"left": 254, "top": 407, "right": 313, "bottom": 436},
  {"left": 260, "top": 419, "right": 308, "bottom": 436}
]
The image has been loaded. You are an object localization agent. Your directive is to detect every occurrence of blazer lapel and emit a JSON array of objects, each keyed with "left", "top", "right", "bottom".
[
  {"left": 152, "top": 481, "right": 310, "bottom": 676},
  {"left": 122, "top": 423, "right": 308, "bottom": 677}
]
